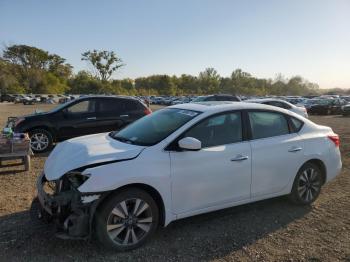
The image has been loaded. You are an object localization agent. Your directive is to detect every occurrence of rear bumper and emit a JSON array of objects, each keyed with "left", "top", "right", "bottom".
[{"left": 325, "top": 149, "right": 342, "bottom": 182}]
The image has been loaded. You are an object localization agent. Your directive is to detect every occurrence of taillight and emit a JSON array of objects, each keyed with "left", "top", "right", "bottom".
[
  {"left": 144, "top": 107, "right": 152, "bottom": 115},
  {"left": 328, "top": 134, "right": 340, "bottom": 147}
]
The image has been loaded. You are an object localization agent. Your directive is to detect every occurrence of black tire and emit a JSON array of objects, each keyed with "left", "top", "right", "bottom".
[
  {"left": 30, "top": 197, "right": 53, "bottom": 224},
  {"left": 289, "top": 162, "right": 324, "bottom": 205},
  {"left": 95, "top": 188, "right": 159, "bottom": 251},
  {"left": 29, "top": 129, "right": 53, "bottom": 153}
]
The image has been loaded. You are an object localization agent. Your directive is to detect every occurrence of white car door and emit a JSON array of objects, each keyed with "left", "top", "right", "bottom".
[
  {"left": 248, "top": 111, "right": 305, "bottom": 197},
  {"left": 170, "top": 112, "right": 252, "bottom": 215}
]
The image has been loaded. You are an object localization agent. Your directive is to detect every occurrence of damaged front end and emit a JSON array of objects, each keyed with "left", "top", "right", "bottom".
[{"left": 36, "top": 172, "right": 102, "bottom": 239}]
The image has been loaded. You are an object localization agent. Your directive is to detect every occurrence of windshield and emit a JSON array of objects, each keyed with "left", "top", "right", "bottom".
[{"left": 111, "top": 108, "right": 200, "bottom": 146}]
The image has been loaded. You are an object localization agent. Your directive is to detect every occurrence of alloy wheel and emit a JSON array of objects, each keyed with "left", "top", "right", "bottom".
[
  {"left": 297, "top": 167, "right": 322, "bottom": 202},
  {"left": 106, "top": 198, "right": 153, "bottom": 246},
  {"left": 30, "top": 133, "right": 49, "bottom": 151}
]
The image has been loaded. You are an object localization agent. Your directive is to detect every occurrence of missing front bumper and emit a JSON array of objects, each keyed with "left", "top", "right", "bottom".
[{"left": 36, "top": 173, "right": 98, "bottom": 239}]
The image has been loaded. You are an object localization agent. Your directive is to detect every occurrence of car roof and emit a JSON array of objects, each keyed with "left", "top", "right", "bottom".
[
  {"left": 75, "top": 95, "right": 139, "bottom": 101},
  {"left": 245, "top": 98, "right": 296, "bottom": 106},
  {"left": 245, "top": 98, "right": 288, "bottom": 103},
  {"left": 168, "top": 101, "right": 293, "bottom": 115}
]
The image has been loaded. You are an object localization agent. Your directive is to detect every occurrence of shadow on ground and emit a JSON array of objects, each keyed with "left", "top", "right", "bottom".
[{"left": 0, "top": 196, "right": 311, "bottom": 261}]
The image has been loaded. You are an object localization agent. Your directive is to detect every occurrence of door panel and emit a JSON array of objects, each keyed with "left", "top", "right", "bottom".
[
  {"left": 247, "top": 111, "right": 305, "bottom": 197},
  {"left": 57, "top": 99, "right": 99, "bottom": 139},
  {"left": 250, "top": 134, "right": 305, "bottom": 197},
  {"left": 96, "top": 98, "right": 134, "bottom": 133},
  {"left": 170, "top": 111, "right": 251, "bottom": 215},
  {"left": 171, "top": 142, "right": 252, "bottom": 214}
]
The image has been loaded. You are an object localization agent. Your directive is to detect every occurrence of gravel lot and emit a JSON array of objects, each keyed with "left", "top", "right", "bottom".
[{"left": 0, "top": 103, "right": 349, "bottom": 261}]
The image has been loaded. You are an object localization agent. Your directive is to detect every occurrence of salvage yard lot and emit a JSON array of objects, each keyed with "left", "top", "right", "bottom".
[{"left": 0, "top": 103, "right": 349, "bottom": 261}]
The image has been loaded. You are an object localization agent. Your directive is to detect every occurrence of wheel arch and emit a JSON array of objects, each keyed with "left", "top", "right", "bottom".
[
  {"left": 93, "top": 183, "right": 167, "bottom": 227},
  {"left": 27, "top": 126, "right": 57, "bottom": 141},
  {"left": 299, "top": 159, "right": 327, "bottom": 184}
]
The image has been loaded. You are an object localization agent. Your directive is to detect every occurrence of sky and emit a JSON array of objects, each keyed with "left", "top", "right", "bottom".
[{"left": 0, "top": 0, "right": 349, "bottom": 89}]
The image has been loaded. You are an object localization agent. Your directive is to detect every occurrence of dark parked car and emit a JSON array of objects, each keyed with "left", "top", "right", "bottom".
[
  {"left": 308, "top": 99, "right": 347, "bottom": 115},
  {"left": 342, "top": 104, "right": 350, "bottom": 116},
  {"left": 0, "top": 94, "right": 16, "bottom": 102},
  {"left": 7, "top": 96, "right": 152, "bottom": 153},
  {"left": 191, "top": 94, "right": 241, "bottom": 102}
]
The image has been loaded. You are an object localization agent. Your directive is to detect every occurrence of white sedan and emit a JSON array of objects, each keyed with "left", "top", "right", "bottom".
[
  {"left": 245, "top": 98, "right": 309, "bottom": 118},
  {"left": 37, "top": 102, "right": 342, "bottom": 251}
]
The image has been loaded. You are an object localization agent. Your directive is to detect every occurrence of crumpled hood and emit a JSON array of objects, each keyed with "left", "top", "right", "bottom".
[{"left": 44, "top": 133, "right": 145, "bottom": 180}]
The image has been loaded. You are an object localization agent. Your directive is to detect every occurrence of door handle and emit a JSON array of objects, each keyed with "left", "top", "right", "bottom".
[
  {"left": 120, "top": 114, "right": 129, "bottom": 117},
  {"left": 86, "top": 117, "right": 97, "bottom": 120},
  {"left": 288, "top": 147, "right": 302, "bottom": 152},
  {"left": 231, "top": 155, "right": 249, "bottom": 161}
]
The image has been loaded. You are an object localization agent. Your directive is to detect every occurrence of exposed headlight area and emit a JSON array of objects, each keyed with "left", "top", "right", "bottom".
[{"left": 66, "top": 171, "right": 90, "bottom": 189}]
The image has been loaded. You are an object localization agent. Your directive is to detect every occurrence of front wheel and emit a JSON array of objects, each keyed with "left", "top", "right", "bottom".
[
  {"left": 95, "top": 188, "right": 159, "bottom": 251},
  {"left": 29, "top": 129, "right": 53, "bottom": 153},
  {"left": 289, "top": 163, "right": 324, "bottom": 205}
]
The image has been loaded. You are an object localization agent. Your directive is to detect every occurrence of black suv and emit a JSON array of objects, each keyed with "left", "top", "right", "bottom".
[
  {"left": 192, "top": 94, "right": 241, "bottom": 102},
  {"left": 7, "top": 96, "right": 151, "bottom": 153},
  {"left": 308, "top": 99, "right": 347, "bottom": 115}
]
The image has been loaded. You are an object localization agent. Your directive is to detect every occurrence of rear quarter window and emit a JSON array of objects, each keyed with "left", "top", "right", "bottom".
[
  {"left": 290, "top": 117, "right": 304, "bottom": 132},
  {"left": 124, "top": 100, "right": 145, "bottom": 111}
]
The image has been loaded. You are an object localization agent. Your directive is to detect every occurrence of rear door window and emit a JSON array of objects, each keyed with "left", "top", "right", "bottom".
[
  {"left": 248, "top": 111, "right": 289, "bottom": 139},
  {"left": 124, "top": 100, "right": 144, "bottom": 111},
  {"left": 99, "top": 98, "right": 144, "bottom": 116},
  {"left": 99, "top": 98, "right": 123, "bottom": 115}
]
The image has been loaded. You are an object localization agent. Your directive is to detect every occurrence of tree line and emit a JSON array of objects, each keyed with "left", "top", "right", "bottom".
[{"left": 0, "top": 44, "right": 345, "bottom": 96}]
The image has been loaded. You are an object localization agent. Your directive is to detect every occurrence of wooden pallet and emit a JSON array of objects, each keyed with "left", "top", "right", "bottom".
[{"left": 0, "top": 150, "right": 32, "bottom": 171}]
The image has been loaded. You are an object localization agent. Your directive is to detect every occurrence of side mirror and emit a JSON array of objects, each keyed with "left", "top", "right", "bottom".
[{"left": 178, "top": 137, "right": 201, "bottom": 151}]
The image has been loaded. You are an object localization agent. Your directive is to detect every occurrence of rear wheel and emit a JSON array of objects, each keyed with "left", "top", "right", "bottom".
[
  {"left": 29, "top": 129, "right": 53, "bottom": 153},
  {"left": 95, "top": 188, "right": 159, "bottom": 251},
  {"left": 289, "top": 163, "right": 323, "bottom": 205}
]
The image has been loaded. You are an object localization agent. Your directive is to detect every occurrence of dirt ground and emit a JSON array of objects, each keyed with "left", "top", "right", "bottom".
[{"left": 0, "top": 103, "right": 349, "bottom": 262}]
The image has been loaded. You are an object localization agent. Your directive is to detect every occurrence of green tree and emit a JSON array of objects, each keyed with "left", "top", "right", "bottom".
[
  {"left": 0, "top": 59, "right": 25, "bottom": 93},
  {"left": 177, "top": 74, "right": 199, "bottom": 94},
  {"left": 2, "top": 44, "right": 50, "bottom": 71},
  {"left": 198, "top": 68, "right": 220, "bottom": 94},
  {"left": 2, "top": 44, "right": 72, "bottom": 93},
  {"left": 69, "top": 71, "right": 101, "bottom": 94},
  {"left": 81, "top": 50, "right": 124, "bottom": 81}
]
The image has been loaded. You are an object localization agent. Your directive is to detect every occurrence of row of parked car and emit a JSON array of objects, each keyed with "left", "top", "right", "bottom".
[
  {"left": 2, "top": 93, "right": 350, "bottom": 115},
  {"left": 0, "top": 94, "right": 80, "bottom": 105},
  {"left": 6, "top": 93, "right": 349, "bottom": 154},
  {"left": 149, "top": 94, "right": 350, "bottom": 116}
]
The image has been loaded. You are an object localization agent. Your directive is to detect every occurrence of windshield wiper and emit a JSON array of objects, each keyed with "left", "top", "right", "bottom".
[{"left": 112, "top": 135, "right": 135, "bottom": 144}]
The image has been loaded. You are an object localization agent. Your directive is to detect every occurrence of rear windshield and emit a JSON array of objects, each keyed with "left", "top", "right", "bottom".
[{"left": 111, "top": 108, "right": 200, "bottom": 146}]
